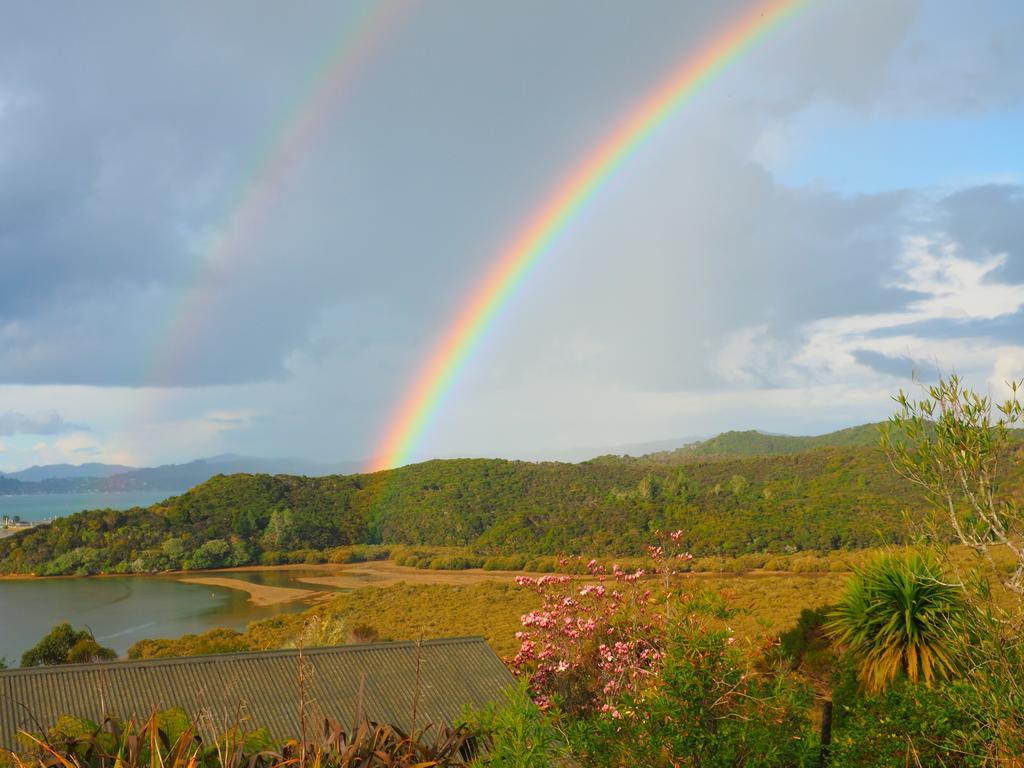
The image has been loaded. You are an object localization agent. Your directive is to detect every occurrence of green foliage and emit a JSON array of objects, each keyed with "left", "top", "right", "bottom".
[
  {"left": 827, "top": 552, "right": 965, "bottom": 693},
  {"left": 565, "top": 615, "right": 817, "bottom": 767},
  {"left": 187, "top": 538, "right": 232, "bottom": 570},
  {"left": 830, "top": 661, "right": 989, "bottom": 767},
  {"left": 945, "top": 607, "right": 1024, "bottom": 760},
  {"left": 465, "top": 682, "right": 568, "bottom": 768},
  {"left": 20, "top": 623, "right": 116, "bottom": 667},
  {"left": 66, "top": 637, "right": 117, "bottom": 665}
]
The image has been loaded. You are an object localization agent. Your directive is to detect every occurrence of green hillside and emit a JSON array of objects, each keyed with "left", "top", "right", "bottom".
[{"left": 655, "top": 423, "right": 887, "bottom": 459}]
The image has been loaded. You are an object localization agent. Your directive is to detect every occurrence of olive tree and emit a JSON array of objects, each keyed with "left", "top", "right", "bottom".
[{"left": 881, "top": 374, "right": 1024, "bottom": 598}]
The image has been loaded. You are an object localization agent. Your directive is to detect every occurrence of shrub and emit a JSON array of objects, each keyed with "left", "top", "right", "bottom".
[
  {"left": 465, "top": 682, "right": 567, "bottom": 768},
  {"left": 830, "top": 662, "right": 988, "bottom": 767},
  {"left": 128, "top": 628, "right": 249, "bottom": 660},
  {"left": 511, "top": 562, "right": 661, "bottom": 714},
  {"left": 21, "top": 623, "right": 116, "bottom": 667}
]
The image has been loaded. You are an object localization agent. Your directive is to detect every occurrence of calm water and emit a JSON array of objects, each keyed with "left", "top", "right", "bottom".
[
  {"left": 0, "top": 570, "right": 333, "bottom": 666},
  {"left": 0, "top": 491, "right": 174, "bottom": 523}
]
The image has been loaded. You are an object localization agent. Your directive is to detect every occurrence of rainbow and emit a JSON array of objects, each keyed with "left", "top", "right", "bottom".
[
  {"left": 144, "top": 0, "right": 412, "bottom": 387},
  {"left": 369, "top": 0, "right": 808, "bottom": 472}
]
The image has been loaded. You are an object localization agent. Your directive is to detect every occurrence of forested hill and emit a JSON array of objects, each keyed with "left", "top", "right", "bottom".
[
  {"left": 653, "top": 423, "right": 886, "bottom": 460},
  {"left": 5, "top": 440, "right": 1006, "bottom": 576}
]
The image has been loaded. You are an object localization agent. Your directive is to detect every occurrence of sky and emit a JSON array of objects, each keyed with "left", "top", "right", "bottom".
[{"left": 1, "top": 0, "right": 1024, "bottom": 471}]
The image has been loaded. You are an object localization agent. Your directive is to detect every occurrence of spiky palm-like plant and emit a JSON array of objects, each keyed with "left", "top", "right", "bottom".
[{"left": 827, "top": 552, "right": 965, "bottom": 693}]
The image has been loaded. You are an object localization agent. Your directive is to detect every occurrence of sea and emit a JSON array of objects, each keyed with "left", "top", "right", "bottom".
[{"left": 0, "top": 491, "right": 173, "bottom": 523}]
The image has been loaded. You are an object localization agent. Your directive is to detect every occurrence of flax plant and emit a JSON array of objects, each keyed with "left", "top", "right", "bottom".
[{"left": 827, "top": 552, "right": 965, "bottom": 693}]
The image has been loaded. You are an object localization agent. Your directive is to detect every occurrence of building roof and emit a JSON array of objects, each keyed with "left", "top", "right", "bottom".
[{"left": 0, "top": 636, "right": 513, "bottom": 749}]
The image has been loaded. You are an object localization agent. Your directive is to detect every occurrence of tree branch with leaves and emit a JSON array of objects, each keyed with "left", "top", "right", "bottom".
[{"left": 880, "top": 373, "right": 1024, "bottom": 598}]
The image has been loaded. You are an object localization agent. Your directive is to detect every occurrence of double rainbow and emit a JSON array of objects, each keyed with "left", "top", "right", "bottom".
[
  {"left": 144, "top": 0, "right": 412, "bottom": 388},
  {"left": 369, "top": 0, "right": 809, "bottom": 472}
]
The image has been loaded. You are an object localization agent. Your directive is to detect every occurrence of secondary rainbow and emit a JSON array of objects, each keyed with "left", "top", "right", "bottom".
[
  {"left": 369, "top": 0, "right": 808, "bottom": 472},
  {"left": 144, "top": 0, "right": 412, "bottom": 388}
]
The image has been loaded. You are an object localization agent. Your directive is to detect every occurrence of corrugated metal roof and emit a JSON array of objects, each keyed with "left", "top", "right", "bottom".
[{"left": 0, "top": 636, "right": 513, "bottom": 749}]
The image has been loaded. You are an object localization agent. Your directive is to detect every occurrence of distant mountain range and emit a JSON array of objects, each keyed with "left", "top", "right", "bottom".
[
  {"left": 0, "top": 455, "right": 362, "bottom": 496},
  {"left": 3, "top": 462, "right": 139, "bottom": 482}
]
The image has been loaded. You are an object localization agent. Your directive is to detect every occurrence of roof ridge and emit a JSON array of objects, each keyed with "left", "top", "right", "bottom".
[{"left": 0, "top": 635, "right": 489, "bottom": 676}]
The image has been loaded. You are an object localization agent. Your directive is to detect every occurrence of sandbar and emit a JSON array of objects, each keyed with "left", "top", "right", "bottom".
[{"left": 179, "top": 576, "right": 322, "bottom": 606}]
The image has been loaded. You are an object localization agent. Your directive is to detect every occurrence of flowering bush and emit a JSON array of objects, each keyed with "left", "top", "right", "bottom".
[
  {"left": 510, "top": 531, "right": 693, "bottom": 716},
  {"left": 570, "top": 615, "right": 816, "bottom": 768}
]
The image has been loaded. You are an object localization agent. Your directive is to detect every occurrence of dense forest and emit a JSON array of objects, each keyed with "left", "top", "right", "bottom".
[{"left": 3, "top": 432, "right": 992, "bottom": 575}]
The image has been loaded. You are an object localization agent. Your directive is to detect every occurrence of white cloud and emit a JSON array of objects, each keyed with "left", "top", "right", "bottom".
[
  {"left": 761, "top": 235, "right": 1024, "bottom": 385},
  {"left": 895, "top": 237, "right": 1024, "bottom": 320}
]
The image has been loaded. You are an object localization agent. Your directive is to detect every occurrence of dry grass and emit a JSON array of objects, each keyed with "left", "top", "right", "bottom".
[{"left": 294, "top": 561, "right": 535, "bottom": 591}]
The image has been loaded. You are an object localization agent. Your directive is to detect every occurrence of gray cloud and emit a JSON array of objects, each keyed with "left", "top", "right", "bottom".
[
  {"left": 0, "top": 0, "right": 922, "bottom": 389},
  {"left": 940, "top": 185, "right": 1024, "bottom": 281},
  {"left": 852, "top": 350, "right": 941, "bottom": 381},
  {"left": 0, "top": 411, "right": 86, "bottom": 435}
]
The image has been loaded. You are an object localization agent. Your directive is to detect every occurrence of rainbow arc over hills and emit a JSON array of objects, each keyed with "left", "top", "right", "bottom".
[{"left": 369, "top": 0, "right": 809, "bottom": 472}]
